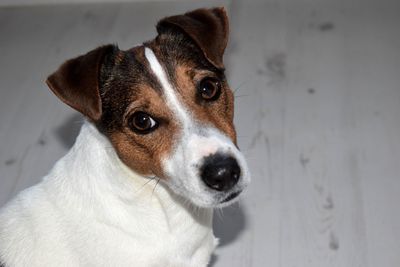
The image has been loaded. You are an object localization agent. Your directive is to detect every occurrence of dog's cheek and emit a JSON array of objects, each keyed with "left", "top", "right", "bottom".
[
  {"left": 215, "top": 87, "right": 237, "bottom": 144},
  {"left": 147, "top": 135, "right": 177, "bottom": 179},
  {"left": 109, "top": 133, "right": 154, "bottom": 176},
  {"left": 108, "top": 130, "right": 177, "bottom": 179},
  {"left": 205, "top": 102, "right": 237, "bottom": 145},
  {"left": 219, "top": 120, "right": 237, "bottom": 145},
  {"left": 225, "top": 86, "right": 235, "bottom": 122}
]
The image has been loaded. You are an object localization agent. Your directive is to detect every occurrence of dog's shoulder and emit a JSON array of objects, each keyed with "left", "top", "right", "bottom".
[{"left": 0, "top": 183, "right": 78, "bottom": 266}]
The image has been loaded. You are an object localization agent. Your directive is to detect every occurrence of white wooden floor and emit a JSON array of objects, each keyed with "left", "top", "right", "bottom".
[{"left": 1, "top": 0, "right": 400, "bottom": 266}]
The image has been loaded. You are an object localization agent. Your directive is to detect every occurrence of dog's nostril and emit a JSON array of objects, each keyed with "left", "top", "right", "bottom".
[{"left": 200, "top": 154, "right": 241, "bottom": 191}]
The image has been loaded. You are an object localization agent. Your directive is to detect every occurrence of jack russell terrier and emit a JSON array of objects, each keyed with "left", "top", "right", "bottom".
[{"left": 0, "top": 7, "right": 250, "bottom": 267}]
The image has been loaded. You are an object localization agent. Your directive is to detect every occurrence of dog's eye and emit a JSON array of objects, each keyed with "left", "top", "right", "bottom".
[
  {"left": 198, "top": 77, "right": 221, "bottom": 101},
  {"left": 128, "top": 111, "right": 158, "bottom": 134}
]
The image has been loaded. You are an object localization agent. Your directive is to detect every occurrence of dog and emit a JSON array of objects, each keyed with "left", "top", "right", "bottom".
[{"left": 0, "top": 7, "right": 250, "bottom": 267}]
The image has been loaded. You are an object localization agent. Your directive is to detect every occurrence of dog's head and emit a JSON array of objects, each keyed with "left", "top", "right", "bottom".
[{"left": 46, "top": 7, "right": 250, "bottom": 208}]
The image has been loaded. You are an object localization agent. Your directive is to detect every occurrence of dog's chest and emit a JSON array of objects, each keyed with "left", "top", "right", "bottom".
[
  {"left": 47, "top": 185, "right": 217, "bottom": 266},
  {"left": 0, "top": 181, "right": 217, "bottom": 267},
  {"left": 63, "top": 202, "right": 217, "bottom": 266},
  {"left": 73, "top": 221, "right": 217, "bottom": 266}
]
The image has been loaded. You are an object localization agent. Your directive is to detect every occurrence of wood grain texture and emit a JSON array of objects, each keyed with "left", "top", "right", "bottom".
[{"left": 0, "top": 1, "right": 399, "bottom": 266}]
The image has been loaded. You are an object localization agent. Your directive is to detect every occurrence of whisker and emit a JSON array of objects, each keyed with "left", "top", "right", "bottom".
[
  {"left": 235, "top": 200, "right": 242, "bottom": 210},
  {"left": 215, "top": 207, "right": 224, "bottom": 220},
  {"left": 234, "top": 94, "right": 249, "bottom": 98},
  {"left": 233, "top": 80, "right": 249, "bottom": 95},
  {"left": 151, "top": 177, "right": 161, "bottom": 198},
  {"left": 135, "top": 176, "right": 156, "bottom": 194}
]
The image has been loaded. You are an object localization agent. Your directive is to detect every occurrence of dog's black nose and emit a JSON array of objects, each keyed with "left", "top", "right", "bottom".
[{"left": 200, "top": 154, "right": 241, "bottom": 191}]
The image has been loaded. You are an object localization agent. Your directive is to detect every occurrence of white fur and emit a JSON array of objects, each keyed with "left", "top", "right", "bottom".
[
  {"left": 144, "top": 47, "right": 191, "bottom": 128},
  {"left": 0, "top": 123, "right": 217, "bottom": 267},
  {"left": 144, "top": 47, "right": 250, "bottom": 208}
]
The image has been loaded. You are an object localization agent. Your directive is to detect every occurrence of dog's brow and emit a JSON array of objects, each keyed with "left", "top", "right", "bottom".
[
  {"left": 144, "top": 47, "right": 191, "bottom": 129},
  {"left": 129, "top": 48, "right": 163, "bottom": 94}
]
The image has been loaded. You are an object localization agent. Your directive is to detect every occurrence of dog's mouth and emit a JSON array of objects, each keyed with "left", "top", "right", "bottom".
[{"left": 221, "top": 190, "right": 242, "bottom": 203}]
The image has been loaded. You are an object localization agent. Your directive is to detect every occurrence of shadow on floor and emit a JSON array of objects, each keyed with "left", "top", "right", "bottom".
[
  {"left": 54, "top": 114, "right": 84, "bottom": 149},
  {"left": 210, "top": 203, "right": 247, "bottom": 266}
]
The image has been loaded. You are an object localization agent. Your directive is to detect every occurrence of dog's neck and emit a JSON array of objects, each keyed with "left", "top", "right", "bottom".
[{"left": 45, "top": 121, "right": 214, "bottom": 240}]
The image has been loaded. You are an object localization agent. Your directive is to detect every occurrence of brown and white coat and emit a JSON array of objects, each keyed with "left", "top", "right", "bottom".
[{"left": 0, "top": 7, "right": 250, "bottom": 267}]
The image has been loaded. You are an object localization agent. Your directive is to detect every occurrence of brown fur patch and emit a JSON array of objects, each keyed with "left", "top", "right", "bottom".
[
  {"left": 173, "top": 64, "right": 237, "bottom": 143},
  {"left": 109, "top": 83, "right": 179, "bottom": 178},
  {"left": 157, "top": 7, "right": 229, "bottom": 69}
]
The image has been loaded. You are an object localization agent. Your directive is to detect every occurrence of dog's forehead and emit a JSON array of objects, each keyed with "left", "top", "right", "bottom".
[
  {"left": 145, "top": 32, "right": 221, "bottom": 77},
  {"left": 113, "top": 37, "right": 213, "bottom": 99}
]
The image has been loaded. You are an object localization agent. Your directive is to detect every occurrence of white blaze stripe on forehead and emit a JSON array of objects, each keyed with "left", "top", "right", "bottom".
[{"left": 144, "top": 47, "right": 190, "bottom": 129}]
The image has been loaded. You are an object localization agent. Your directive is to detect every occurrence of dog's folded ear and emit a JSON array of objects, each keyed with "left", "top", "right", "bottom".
[
  {"left": 157, "top": 7, "right": 229, "bottom": 69},
  {"left": 46, "top": 44, "right": 118, "bottom": 121}
]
